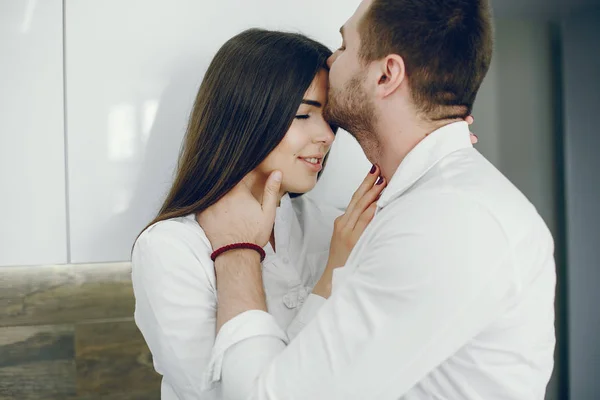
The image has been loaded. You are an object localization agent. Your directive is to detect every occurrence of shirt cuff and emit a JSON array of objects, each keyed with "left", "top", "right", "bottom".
[
  {"left": 201, "top": 310, "right": 288, "bottom": 391},
  {"left": 286, "top": 293, "right": 327, "bottom": 341}
]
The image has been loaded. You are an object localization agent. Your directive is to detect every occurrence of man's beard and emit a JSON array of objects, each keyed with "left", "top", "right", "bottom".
[{"left": 324, "top": 72, "right": 377, "bottom": 147}]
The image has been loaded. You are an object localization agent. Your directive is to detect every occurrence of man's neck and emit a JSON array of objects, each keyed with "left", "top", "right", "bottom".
[{"left": 373, "top": 111, "right": 462, "bottom": 182}]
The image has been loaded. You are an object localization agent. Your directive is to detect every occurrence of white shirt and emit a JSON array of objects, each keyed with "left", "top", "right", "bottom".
[
  {"left": 131, "top": 194, "right": 341, "bottom": 399},
  {"left": 205, "top": 121, "right": 557, "bottom": 400}
]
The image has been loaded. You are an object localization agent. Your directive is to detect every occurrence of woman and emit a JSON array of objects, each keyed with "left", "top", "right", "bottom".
[{"left": 131, "top": 29, "right": 385, "bottom": 400}]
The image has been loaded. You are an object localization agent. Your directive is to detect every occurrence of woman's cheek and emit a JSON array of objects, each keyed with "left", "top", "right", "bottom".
[{"left": 284, "top": 126, "right": 311, "bottom": 156}]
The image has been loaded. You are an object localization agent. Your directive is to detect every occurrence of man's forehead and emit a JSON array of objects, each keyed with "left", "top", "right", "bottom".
[
  {"left": 342, "top": 0, "right": 372, "bottom": 35},
  {"left": 358, "top": 0, "right": 374, "bottom": 14}
]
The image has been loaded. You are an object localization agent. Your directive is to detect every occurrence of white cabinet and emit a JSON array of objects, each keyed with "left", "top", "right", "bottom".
[{"left": 0, "top": 0, "right": 67, "bottom": 266}]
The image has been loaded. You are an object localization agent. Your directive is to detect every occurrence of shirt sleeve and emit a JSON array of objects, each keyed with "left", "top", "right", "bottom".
[
  {"left": 206, "top": 194, "right": 517, "bottom": 400},
  {"left": 131, "top": 221, "right": 219, "bottom": 399},
  {"left": 285, "top": 293, "right": 327, "bottom": 341}
]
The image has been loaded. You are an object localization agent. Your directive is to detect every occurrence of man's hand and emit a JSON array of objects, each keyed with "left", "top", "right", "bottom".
[{"left": 197, "top": 171, "right": 283, "bottom": 250}]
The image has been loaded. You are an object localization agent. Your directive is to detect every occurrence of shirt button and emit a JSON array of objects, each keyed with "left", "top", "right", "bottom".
[
  {"left": 283, "top": 293, "right": 297, "bottom": 309},
  {"left": 283, "top": 257, "right": 289, "bottom": 264},
  {"left": 298, "top": 288, "right": 308, "bottom": 303}
]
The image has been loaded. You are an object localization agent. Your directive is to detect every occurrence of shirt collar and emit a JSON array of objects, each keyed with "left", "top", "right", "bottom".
[{"left": 377, "top": 121, "right": 473, "bottom": 208}]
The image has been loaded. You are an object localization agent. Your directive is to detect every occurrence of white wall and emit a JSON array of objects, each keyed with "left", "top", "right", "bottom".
[{"left": 0, "top": 0, "right": 67, "bottom": 267}]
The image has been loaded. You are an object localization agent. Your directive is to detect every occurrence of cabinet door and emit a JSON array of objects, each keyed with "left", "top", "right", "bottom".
[{"left": 0, "top": 0, "right": 67, "bottom": 267}]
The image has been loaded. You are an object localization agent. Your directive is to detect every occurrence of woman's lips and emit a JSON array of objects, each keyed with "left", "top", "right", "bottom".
[{"left": 298, "top": 157, "right": 323, "bottom": 172}]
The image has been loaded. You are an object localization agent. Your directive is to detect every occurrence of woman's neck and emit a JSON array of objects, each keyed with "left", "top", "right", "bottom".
[
  {"left": 245, "top": 171, "right": 285, "bottom": 207},
  {"left": 245, "top": 171, "right": 284, "bottom": 251}
]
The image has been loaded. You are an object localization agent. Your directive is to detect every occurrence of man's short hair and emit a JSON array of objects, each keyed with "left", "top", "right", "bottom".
[{"left": 359, "top": 0, "right": 493, "bottom": 120}]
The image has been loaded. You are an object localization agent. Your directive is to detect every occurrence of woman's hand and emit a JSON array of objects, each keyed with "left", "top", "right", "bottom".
[
  {"left": 466, "top": 115, "right": 478, "bottom": 144},
  {"left": 328, "top": 165, "right": 387, "bottom": 269},
  {"left": 313, "top": 165, "right": 386, "bottom": 298}
]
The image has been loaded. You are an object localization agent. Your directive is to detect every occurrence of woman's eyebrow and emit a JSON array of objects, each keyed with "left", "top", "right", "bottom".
[{"left": 301, "top": 99, "right": 322, "bottom": 107}]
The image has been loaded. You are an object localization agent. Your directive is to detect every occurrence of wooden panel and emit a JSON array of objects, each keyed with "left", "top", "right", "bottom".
[
  {"left": 69, "top": 391, "right": 161, "bottom": 400},
  {"left": 0, "top": 262, "right": 161, "bottom": 398},
  {"left": 75, "top": 320, "right": 161, "bottom": 398},
  {"left": 0, "top": 325, "right": 76, "bottom": 400},
  {"left": 0, "top": 263, "right": 134, "bottom": 327}
]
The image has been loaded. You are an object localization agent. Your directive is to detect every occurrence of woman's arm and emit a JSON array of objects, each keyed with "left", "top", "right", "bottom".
[
  {"left": 132, "top": 220, "right": 219, "bottom": 399},
  {"left": 286, "top": 166, "right": 386, "bottom": 340}
]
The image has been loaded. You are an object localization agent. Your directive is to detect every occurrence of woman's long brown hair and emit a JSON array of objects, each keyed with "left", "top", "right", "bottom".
[{"left": 136, "top": 29, "right": 333, "bottom": 243}]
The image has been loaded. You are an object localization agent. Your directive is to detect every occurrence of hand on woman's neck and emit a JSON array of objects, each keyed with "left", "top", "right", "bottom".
[{"left": 243, "top": 170, "right": 285, "bottom": 207}]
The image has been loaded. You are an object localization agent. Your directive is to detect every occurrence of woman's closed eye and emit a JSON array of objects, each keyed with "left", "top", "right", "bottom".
[{"left": 295, "top": 114, "right": 310, "bottom": 120}]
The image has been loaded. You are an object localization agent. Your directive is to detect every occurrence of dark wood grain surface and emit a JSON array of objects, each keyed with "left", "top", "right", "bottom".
[{"left": 0, "top": 263, "right": 161, "bottom": 399}]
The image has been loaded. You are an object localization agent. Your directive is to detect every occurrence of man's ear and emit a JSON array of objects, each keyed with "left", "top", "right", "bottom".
[{"left": 376, "top": 54, "right": 405, "bottom": 98}]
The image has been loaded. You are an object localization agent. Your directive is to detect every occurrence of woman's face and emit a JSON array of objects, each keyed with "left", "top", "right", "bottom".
[{"left": 256, "top": 69, "right": 335, "bottom": 194}]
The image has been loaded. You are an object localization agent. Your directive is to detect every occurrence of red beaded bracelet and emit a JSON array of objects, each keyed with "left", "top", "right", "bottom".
[{"left": 210, "top": 243, "right": 266, "bottom": 262}]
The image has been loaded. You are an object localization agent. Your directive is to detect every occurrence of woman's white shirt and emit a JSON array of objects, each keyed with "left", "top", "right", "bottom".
[{"left": 131, "top": 193, "right": 341, "bottom": 400}]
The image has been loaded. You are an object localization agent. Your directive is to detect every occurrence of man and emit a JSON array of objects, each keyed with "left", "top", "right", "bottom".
[{"left": 198, "top": 0, "right": 556, "bottom": 398}]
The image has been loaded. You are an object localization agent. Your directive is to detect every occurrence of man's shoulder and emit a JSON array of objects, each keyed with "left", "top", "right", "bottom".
[
  {"left": 380, "top": 189, "right": 501, "bottom": 230},
  {"left": 418, "top": 149, "right": 542, "bottom": 225},
  {"left": 380, "top": 157, "right": 552, "bottom": 252}
]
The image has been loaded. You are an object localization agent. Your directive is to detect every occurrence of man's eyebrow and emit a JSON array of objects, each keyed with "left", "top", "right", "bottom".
[{"left": 301, "top": 99, "right": 322, "bottom": 107}]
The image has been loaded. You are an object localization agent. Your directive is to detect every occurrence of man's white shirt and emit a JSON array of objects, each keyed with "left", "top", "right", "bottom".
[{"left": 205, "top": 121, "right": 556, "bottom": 400}]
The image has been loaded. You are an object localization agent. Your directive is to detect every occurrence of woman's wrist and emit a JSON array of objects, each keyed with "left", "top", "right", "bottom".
[{"left": 312, "top": 264, "right": 336, "bottom": 299}]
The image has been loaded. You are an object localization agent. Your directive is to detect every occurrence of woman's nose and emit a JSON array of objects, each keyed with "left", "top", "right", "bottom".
[
  {"left": 327, "top": 51, "right": 340, "bottom": 69},
  {"left": 315, "top": 125, "right": 335, "bottom": 146}
]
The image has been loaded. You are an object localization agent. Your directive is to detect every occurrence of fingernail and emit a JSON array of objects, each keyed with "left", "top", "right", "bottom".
[
  {"left": 370, "top": 165, "right": 376, "bottom": 174},
  {"left": 376, "top": 177, "right": 384, "bottom": 185},
  {"left": 273, "top": 171, "right": 282, "bottom": 182},
  {"left": 474, "top": 134, "right": 479, "bottom": 141}
]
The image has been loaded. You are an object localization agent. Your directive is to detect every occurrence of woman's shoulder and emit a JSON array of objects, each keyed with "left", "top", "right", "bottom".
[
  {"left": 132, "top": 215, "right": 215, "bottom": 285},
  {"left": 132, "top": 215, "right": 217, "bottom": 320},
  {"left": 135, "top": 214, "right": 211, "bottom": 253}
]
